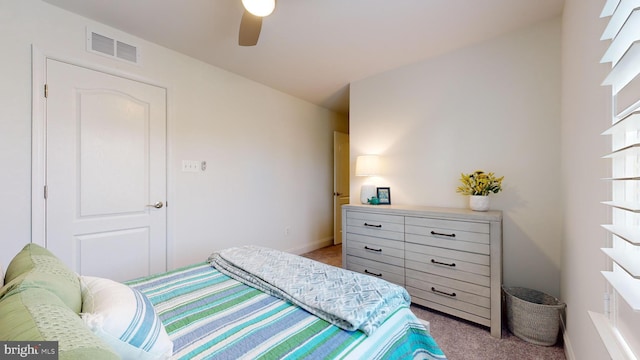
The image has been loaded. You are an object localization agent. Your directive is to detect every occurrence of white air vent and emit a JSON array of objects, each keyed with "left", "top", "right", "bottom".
[
  {"left": 86, "top": 28, "right": 140, "bottom": 64},
  {"left": 116, "top": 41, "right": 137, "bottom": 63},
  {"left": 91, "top": 32, "right": 115, "bottom": 56}
]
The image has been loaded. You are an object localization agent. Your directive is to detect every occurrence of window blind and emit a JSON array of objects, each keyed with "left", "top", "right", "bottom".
[{"left": 595, "top": 0, "right": 640, "bottom": 359}]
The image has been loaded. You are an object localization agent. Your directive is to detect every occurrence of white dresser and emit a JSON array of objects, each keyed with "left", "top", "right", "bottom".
[{"left": 342, "top": 204, "right": 503, "bottom": 338}]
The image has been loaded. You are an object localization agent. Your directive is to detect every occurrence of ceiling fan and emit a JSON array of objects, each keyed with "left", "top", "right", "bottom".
[{"left": 239, "top": 0, "right": 276, "bottom": 46}]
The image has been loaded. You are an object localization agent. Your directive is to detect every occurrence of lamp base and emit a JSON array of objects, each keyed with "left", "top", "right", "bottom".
[{"left": 360, "top": 184, "right": 376, "bottom": 204}]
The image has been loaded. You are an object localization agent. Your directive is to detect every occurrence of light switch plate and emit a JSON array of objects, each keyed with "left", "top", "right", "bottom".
[{"left": 182, "top": 160, "right": 200, "bottom": 172}]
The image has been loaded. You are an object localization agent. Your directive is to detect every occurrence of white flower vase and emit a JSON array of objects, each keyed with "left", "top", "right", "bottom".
[{"left": 469, "top": 195, "right": 490, "bottom": 211}]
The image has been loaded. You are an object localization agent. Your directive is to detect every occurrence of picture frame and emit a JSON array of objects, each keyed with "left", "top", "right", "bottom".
[{"left": 376, "top": 187, "right": 391, "bottom": 205}]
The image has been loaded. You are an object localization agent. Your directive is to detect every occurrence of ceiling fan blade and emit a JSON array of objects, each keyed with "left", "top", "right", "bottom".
[{"left": 239, "top": 10, "right": 262, "bottom": 46}]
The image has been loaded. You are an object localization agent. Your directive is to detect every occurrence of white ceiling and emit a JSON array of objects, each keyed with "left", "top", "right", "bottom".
[{"left": 42, "top": 0, "right": 565, "bottom": 114}]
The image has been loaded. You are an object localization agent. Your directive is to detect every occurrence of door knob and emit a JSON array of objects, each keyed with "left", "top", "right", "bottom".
[{"left": 147, "top": 201, "right": 164, "bottom": 209}]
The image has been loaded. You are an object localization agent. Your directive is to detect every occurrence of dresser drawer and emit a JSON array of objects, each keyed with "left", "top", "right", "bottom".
[
  {"left": 405, "top": 268, "right": 490, "bottom": 298},
  {"left": 405, "top": 242, "right": 489, "bottom": 273},
  {"left": 347, "top": 210, "right": 404, "bottom": 227},
  {"left": 346, "top": 234, "right": 404, "bottom": 266},
  {"left": 405, "top": 216, "right": 490, "bottom": 249},
  {"left": 406, "top": 281, "right": 491, "bottom": 320},
  {"left": 405, "top": 251, "right": 490, "bottom": 287},
  {"left": 346, "top": 211, "right": 404, "bottom": 241},
  {"left": 346, "top": 255, "right": 405, "bottom": 286},
  {"left": 405, "top": 216, "right": 490, "bottom": 234},
  {"left": 405, "top": 232, "right": 489, "bottom": 255}
]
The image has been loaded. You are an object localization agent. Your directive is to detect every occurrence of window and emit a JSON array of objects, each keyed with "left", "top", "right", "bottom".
[{"left": 593, "top": 1, "right": 640, "bottom": 359}]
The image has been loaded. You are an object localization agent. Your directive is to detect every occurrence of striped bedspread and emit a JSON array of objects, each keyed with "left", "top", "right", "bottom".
[{"left": 126, "top": 262, "right": 447, "bottom": 360}]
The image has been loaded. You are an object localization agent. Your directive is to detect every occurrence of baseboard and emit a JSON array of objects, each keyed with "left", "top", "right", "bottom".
[
  {"left": 563, "top": 329, "right": 575, "bottom": 360},
  {"left": 287, "top": 237, "right": 335, "bottom": 255},
  {"left": 561, "top": 311, "right": 575, "bottom": 360}
]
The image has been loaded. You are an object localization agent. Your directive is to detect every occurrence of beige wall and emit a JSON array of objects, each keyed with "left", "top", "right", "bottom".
[
  {"left": 561, "top": 0, "right": 610, "bottom": 358},
  {"left": 0, "top": 0, "right": 347, "bottom": 270},
  {"left": 350, "top": 18, "right": 563, "bottom": 298}
]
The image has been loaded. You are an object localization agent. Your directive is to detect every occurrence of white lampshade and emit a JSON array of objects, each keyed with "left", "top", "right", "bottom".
[
  {"left": 242, "top": 0, "right": 276, "bottom": 17},
  {"left": 355, "top": 155, "right": 380, "bottom": 176}
]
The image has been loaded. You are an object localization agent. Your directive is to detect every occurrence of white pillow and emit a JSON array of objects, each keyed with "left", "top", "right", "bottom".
[{"left": 80, "top": 276, "right": 173, "bottom": 360}]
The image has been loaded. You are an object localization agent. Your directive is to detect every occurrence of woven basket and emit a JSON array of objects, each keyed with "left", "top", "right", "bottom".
[{"left": 503, "top": 286, "right": 565, "bottom": 346}]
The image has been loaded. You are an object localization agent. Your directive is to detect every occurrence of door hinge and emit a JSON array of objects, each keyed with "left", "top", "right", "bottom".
[
  {"left": 44, "top": 185, "right": 48, "bottom": 199},
  {"left": 44, "top": 84, "right": 48, "bottom": 98}
]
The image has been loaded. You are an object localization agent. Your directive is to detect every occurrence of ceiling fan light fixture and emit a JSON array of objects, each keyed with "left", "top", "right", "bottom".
[{"left": 242, "top": 0, "right": 275, "bottom": 17}]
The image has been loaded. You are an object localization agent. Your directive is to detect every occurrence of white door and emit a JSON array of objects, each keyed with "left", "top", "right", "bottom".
[
  {"left": 333, "top": 131, "right": 349, "bottom": 245},
  {"left": 45, "top": 59, "right": 167, "bottom": 281}
]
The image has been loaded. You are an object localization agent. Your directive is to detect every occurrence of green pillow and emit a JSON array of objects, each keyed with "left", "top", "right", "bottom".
[
  {"left": 2, "top": 243, "right": 81, "bottom": 312},
  {"left": 0, "top": 286, "right": 119, "bottom": 360}
]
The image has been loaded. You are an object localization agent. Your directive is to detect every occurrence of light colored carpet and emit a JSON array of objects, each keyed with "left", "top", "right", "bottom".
[{"left": 302, "top": 244, "right": 566, "bottom": 360}]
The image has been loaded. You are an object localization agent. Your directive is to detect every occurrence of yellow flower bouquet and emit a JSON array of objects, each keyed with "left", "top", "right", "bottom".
[{"left": 456, "top": 170, "right": 504, "bottom": 196}]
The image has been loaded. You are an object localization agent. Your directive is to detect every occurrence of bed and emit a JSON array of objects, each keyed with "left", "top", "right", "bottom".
[{"left": 0, "top": 244, "right": 447, "bottom": 360}]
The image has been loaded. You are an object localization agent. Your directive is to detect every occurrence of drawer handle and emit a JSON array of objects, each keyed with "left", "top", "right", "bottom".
[
  {"left": 364, "top": 269, "right": 382, "bottom": 277},
  {"left": 364, "top": 223, "right": 382, "bottom": 228},
  {"left": 431, "top": 231, "right": 455, "bottom": 238},
  {"left": 431, "top": 259, "right": 456, "bottom": 267},
  {"left": 364, "top": 246, "right": 382, "bottom": 252},
  {"left": 431, "top": 287, "right": 457, "bottom": 297}
]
